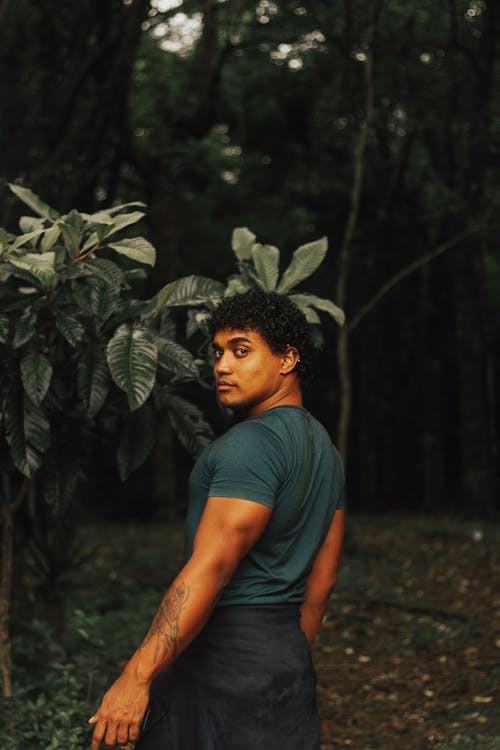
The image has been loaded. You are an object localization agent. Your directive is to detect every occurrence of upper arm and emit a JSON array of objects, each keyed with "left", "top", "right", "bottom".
[
  {"left": 304, "top": 509, "right": 345, "bottom": 605},
  {"left": 191, "top": 496, "right": 273, "bottom": 578}
]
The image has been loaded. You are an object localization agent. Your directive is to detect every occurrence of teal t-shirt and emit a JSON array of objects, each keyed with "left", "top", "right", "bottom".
[{"left": 186, "top": 405, "right": 344, "bottom": 606}]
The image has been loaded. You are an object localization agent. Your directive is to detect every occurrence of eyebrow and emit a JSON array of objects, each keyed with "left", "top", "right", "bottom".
[{"left": 212, "top": 336, "right": 252, "bottom": 348}]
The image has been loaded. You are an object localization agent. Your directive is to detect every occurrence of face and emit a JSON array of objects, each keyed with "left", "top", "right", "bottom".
[{"left": 212, "top": 328, "right": 299, "bottom": 416}]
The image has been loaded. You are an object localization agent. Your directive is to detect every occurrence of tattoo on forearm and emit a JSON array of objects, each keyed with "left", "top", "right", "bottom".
[{"left": 142, "top": 579, "right": 190, "bottom": 662}]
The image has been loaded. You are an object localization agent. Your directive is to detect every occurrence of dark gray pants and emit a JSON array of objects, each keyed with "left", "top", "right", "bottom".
[{"left": 136, "top": 604, "right": 321, "bottom": 750}]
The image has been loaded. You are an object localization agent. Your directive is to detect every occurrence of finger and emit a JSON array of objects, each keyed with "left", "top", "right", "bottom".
[
  {"left": 88, "top": 715, "right": 98, "bottom": 725},
  {"left": 90, "top": 722, "right": 106, "bottom": 750},
  {"left": 116, "top": 723, "right": 131, "bottom": 745},
  {"left": 104, "top": 724, "right": 118, "bottom": 748}
]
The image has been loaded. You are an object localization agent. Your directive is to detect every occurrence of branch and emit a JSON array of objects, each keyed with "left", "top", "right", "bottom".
[{"left": 346, "top": 225, "right": 481, "bottom": 333}]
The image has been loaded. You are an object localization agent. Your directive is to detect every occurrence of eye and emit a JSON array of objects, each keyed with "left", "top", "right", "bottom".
[
  {"left": 234, "top": 347, "right": 248, "bottom": 357},
  {"left": 213, "top": 348, "right": 223, "bottom": 359}
]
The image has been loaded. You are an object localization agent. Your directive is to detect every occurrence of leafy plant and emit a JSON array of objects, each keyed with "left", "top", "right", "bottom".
[
  {"left": 154, "top": 225, "right": 345, "bottom": 333},
  {"left": 0, "top": 183, "right": 212, "bottom": 700}
]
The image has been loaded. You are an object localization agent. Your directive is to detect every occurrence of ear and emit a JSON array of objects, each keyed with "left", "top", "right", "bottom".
[{"left": 280, "top": 346, "right": 300, "bottom": 375}]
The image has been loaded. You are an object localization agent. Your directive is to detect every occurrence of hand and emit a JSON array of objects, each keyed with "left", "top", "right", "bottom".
[{"left": 88, "top": 670, "right": 150, "bottom": 750}]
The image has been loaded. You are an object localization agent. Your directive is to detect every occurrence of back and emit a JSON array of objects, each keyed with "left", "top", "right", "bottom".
[{"left": 187, "top": 405, "right": 344, "bottom": 605}]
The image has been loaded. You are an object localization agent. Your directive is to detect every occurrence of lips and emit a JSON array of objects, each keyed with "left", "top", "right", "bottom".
[{"left": 217, "top": 381, "right": 235, "bottom": 390}]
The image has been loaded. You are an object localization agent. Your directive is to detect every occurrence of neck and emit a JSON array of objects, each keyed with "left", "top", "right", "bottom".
[{"left": 246, "top": 379, "right": 303, "bottom": 417}]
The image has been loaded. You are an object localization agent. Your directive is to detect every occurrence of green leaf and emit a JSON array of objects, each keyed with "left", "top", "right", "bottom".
[
  {"left": 108, "top": 201, "right": 146, "bottom": 214},
  {"left": 157, "top": 338, "right": 201, "bottom": 382},
  {"left": 20, "top": 348, "right": 53, "bottom": 405},
  {"left": 90, "top": 278, "right": 121, "bottom": 323},
  {"left": 0, "top": 314, "right": 9, "bottom": 343},
  {"left": 116, "top": 404, "right": 156, "bottom": 481},
  {"left": 41, "top": 223, "right": 61, "bottom": 251},
  {"left": 186, "top": 308, "right": 209, "bottom": 337},
  {"left": 83, "top": 256, "right": 126, "bottom": 287},
  {"left": 9, "top": 251, "right": 56, "bottom": 288},
  {"left": 81, "top": 212, "right": 146, "bottom": 251},
  {"left": 155, "top": 275, "right": 224, "bottom": 311},
  {"left": 19, "top": 216, "right": 45, "bottom": 234},
  {"left": 77, "top": 342, "right": 110, "bottom": 418},
  {"left": 251, "top": 243, "right": 280, "bottom": 291},
  {"left": 276, "top": 237, "right": 328, "bottom": 294},
  {"left": 9, "top": 184, "right": 59, "bottom": 221},
  {"left": 107, "top": 237, "right": 156, "bottom": 267},
  {"left": 302, "top": 306, "right": 321, "bottom": 324},
  {"left": 224, "top": 275, "right": 252, "bottom": 297},
  {"left": 289, "top": 293, "right": 346, "bottom": 327},
  {"left": 166, "top": 394, "right": 213, "bottom": 458},
  {"left": 59, "top": 221, "right": 81, "bottom": 253},
  {"left": 55, "top": 312, "right": 85, "bottom": 347},
  {"left": 13, "top": 310, "right": 37, "bottom": 348},
  {"left": 4, "top": 390, "right": 50, "bottom": 477},
  {"left": 232, "top": 227, "right": 256, "bottom": 261},
  {"left": 106, "top": 324, "right": 158, "bottom": 411},
  {"left": 12, "top": 229, "right": 47, "bottom": 250}
]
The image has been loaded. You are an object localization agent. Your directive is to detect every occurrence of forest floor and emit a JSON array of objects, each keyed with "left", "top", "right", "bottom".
[{"left": 70, "top": 515, "right": 500, "bottom": 750}]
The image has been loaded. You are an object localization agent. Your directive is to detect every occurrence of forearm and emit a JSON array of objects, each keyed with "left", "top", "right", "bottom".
[
  {"left": 300, "top": 599, "right": 328, "bottom": 646},
  {"left": 125, "top": 556, "right": 230, "bottom": 685}
]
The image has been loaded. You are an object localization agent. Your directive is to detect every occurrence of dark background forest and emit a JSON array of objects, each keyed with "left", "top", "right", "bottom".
[
  {"left": 1, "top": 2, "right": 500, "bottom": 748},
  {"left": 1, "top": 0, "right": 499, "bottom": 516}
]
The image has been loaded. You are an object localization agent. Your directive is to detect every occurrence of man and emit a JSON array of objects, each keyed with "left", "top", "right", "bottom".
[{"left": 89, "top": 289, "right": 344, "bottom": 750}]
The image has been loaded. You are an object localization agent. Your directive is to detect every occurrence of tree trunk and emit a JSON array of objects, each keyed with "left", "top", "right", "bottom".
[{"left": 0, "top": 476, "right": 31, "bottom": 698}]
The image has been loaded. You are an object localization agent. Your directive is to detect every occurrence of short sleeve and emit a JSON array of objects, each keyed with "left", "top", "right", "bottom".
[{"left": 207, "top": 422, "right": 285, "bottom": 508}]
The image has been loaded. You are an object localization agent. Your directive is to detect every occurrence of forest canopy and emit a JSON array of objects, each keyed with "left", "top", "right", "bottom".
[{"left": 0, "top": 0, "right": 498, "bottom": 515}]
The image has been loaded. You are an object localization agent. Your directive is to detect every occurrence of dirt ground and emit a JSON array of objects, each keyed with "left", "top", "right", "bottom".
[
  {"left": 314, "top": 516, "right": 500, "bottom": 750},
  {"left": 75, "top": 514, "right": 500, "bottom": 750}
]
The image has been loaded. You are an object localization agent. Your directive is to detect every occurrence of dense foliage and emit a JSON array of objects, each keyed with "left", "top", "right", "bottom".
[{"left": 0, "top": 2, "right": 498, "bottom": 507}]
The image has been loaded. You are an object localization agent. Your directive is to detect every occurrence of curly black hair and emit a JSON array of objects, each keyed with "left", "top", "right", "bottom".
[{"left": 206, "top": 289, "right": 314, "bottom": 381}]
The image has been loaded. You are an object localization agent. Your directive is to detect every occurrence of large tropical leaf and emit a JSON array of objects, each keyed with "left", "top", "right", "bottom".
[
  {"left": 9, "top": 251, "right": 56, "bottom": 288},
  {"left": 166, "top": 394, "right": 213, "bottom": 458},
  {"left": 2, "top": 262, "right": 46, "bottom": 291},
  {"left": 12, "top": 229, "right": 48, "bottom": 250},
  {"left": 276, "top": 237, "right": 328, "bottom": 294},
  {"left": 251, "top": 243, "right": 280, "bottom": 291},
  {"left": 19, "top": 216, "right": 45, "bottom": 234},
  {"left": 107, "top": 237, "right": 156, "bottom": 267},
  {"left": 0, "top": 314, "right": 9, "bottom": 343},
  {"left": 77, "top": 342, "right": 110, "bottom": 418},
  {"left": 155, "top": 275, "right": 225, "bottom": 312},
  {"left": 157, "top": 338, "right": 201, "bottom": 382},
  {"left": 224, "top": 274, "right": 252, "bottom": 297},
  {"left": 4, "top": 390, "right": 50, "bottom": 477},
  {"left": 300, "top": 306, "right": 321, "bottom": 324},
  {"left": 9, "top": 183, "right": 59, "bottom": 221},
  {"left": 116, "top": 403, "right": 156, "bottom": 481},
  {"left": 232, "top": 227, "right": 256, "bottom": 261},
  {"left": 83, "top": 256, "right": 126, "bottom": 287},
  {"left": 106, "top": 324, "right": 158, "bottom": 410},
  {"left": 41, "top": 223, "right": 61, "bottom": 252},
  {"left": 13, "top": 310, "right": 37, "bottom": 348},
  {"left": 81, "top": 211, "right": 146, "bottom": 250},
  {"left": 289, "top": 293, "right": 346, "bottom": 327},
  {"left": 89, "top": 278, "right": 121, "bottom": 323},
  {"left": 55, "top": 312, "right": 86, "bottom": 347},
  {"left": 20, "top": 348, "right": 53, "bottom": 405}
]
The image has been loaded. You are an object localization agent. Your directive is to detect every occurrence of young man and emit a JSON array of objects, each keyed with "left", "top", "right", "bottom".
[{"left": 89, "top": 289, "right": 344, "bottom": 750}]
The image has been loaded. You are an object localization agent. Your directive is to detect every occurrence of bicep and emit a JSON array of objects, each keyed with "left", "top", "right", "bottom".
[{"left": 191, "top": 496, "right": 273, "bottom": 575}]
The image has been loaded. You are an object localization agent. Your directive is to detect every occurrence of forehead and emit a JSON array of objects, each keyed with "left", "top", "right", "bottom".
[{"left": 212, "top": 328, "right": 270, "bottom": 348}]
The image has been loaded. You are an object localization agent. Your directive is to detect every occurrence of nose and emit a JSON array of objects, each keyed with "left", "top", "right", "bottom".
[{"left": 214, "top": 352, "right": 232, "bottom": 376}]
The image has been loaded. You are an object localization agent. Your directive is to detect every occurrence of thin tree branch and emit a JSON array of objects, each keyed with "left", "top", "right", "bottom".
[{"left": 346, "top": 225, "right": 482, "bottom": 333}]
